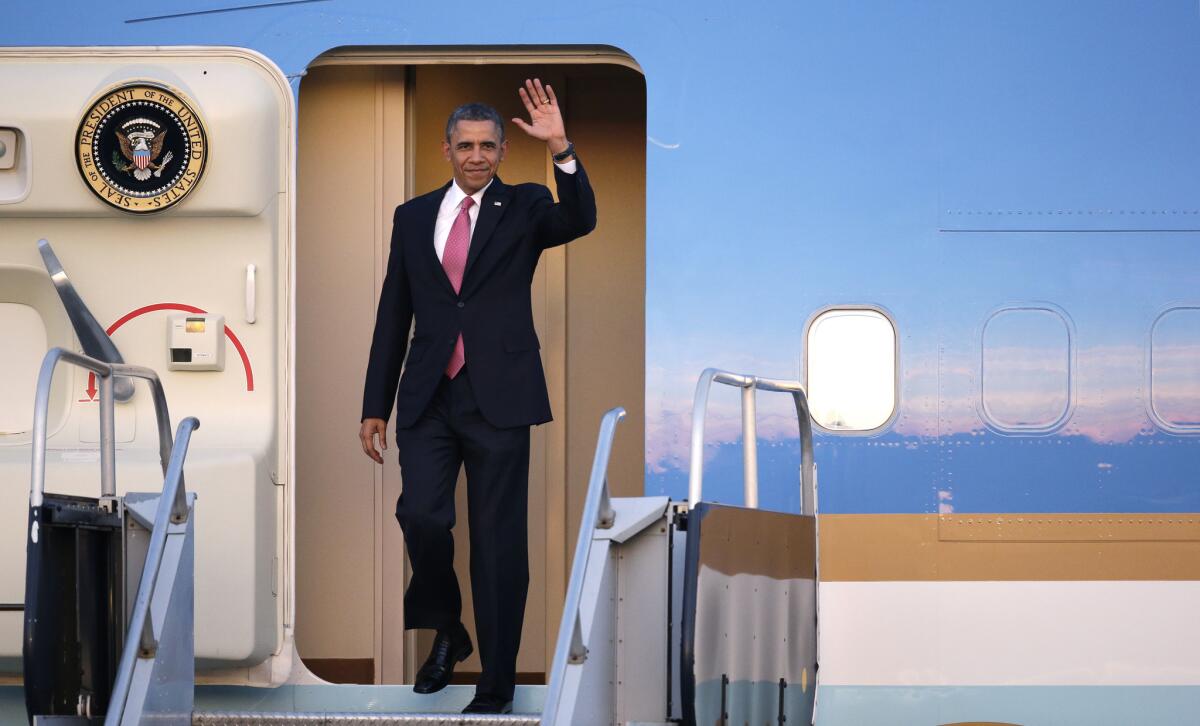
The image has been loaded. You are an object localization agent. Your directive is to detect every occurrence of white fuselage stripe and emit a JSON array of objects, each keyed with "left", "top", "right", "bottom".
[{"left": 818, "top": 581, "right": 1200, "bottom": 686}]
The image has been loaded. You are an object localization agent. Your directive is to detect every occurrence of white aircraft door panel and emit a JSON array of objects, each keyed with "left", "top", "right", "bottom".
[{"left": 0, "top": 47, "right": 293, "bottom": 673}]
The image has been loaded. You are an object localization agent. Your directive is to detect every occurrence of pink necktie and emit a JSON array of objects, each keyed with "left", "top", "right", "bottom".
[{"left": 442, "top": 196, "right": 474, "bottom": 378}]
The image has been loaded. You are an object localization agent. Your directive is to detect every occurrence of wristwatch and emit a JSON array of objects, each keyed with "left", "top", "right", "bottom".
[{"left": 552, "top": 142, "right": 576, "bottom": 163}]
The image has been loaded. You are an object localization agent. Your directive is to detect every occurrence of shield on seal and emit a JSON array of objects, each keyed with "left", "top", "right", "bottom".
[{"left": 134, "top": 148, "right": 151, "bottom": 170}]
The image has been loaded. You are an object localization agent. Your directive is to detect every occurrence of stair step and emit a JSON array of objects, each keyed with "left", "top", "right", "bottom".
[{"left": 192, "top": 712, "right": 541, "bottom": 725}]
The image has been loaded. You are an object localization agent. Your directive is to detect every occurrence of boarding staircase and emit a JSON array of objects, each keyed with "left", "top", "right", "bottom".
[
  {"left": 26, "top": 364, "right": 817, "bottom": 725},
  {"left": 24, "top": 241, "right": 819, "bottom": 726},
  {"left": 25, "top": 348, "right": 199, "bottom": 724}
]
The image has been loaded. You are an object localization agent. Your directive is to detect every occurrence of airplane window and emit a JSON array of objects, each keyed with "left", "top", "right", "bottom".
[
  {"left": 1150, "top": 307, "right": 1200, "bottom": 432},
  {"left": 805, "top": 308, "right": 897, "bottom": 432},
  {"left": 981, "top": 306, "right": 1072, "bottom": 433}
]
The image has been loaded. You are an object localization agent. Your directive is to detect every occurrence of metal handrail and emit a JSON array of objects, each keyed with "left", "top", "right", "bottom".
[
  {"left": 105, "top": 417, "right": 199, "bottom": 726},
  {"left": 687, "top": 369, "right": 816, "bottom": 515},
  {"left": 38, "top": 240, "right": 135, "bottom": 402},
  {"left": 30, "top": 348, "right": 188, "bottom": 523},
  {"left": 28, "top": 347, "right": 199, "bottom": 722},
  {"left": 541, "top": 406, "right": 625, "bottom": 726}
]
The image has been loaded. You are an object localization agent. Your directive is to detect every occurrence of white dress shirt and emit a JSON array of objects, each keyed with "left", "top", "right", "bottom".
[{"left": 434, "top": 159, "right": 579, "bottom": 262}]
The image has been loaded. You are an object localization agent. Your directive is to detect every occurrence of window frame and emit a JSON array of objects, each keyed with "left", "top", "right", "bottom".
[
  {"left": 802, "top": 304, "right": 901, "bottom": 436},
  {"left": 1147, "top": 304, "right": 1200, "bottom": 435},
  {"left": 977, "top": 302, "right": 1077, "bottom": 436}
]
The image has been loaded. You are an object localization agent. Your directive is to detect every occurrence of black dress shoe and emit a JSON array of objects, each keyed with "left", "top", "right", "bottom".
[
  {"left": 413, "top": 624, "right": 472, "bottom": 694},
  {"left": 462, "top": 693, "right": 513, "bottom": 714}
]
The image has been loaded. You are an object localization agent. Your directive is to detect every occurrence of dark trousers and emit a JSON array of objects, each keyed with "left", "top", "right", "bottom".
[{"left": 394, "top": 367, "right": 530, "bottom": 699}]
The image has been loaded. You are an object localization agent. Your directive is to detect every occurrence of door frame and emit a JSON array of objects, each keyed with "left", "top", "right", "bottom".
[{"left": 301, "top": 46, "right": 641, "bottom": 684}]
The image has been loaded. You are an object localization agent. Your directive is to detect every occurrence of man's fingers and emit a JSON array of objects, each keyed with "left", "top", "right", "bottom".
[
  {"left": 511, "top": 117, "right": 534, "bottom": 135},
  {"left": 361, "top": 434, "right": 377, "bottom": 463},
  {"left": 359, "top": 420, "right": 386, "bottom": 464},
  {"left": 533, "top": 78, "right": 553, "bottom": 106},
  {"left": 528, "top": 78, "right": 550, "bottom": 106},
  {"left": 367, "top": 433, "right": 382, "bottom": 464},
  {"left": 545, "top": 83, "right": 559, "bottom": 106},
  {"left": 517, "top": 86, "right": 537, "bottom": 115}
]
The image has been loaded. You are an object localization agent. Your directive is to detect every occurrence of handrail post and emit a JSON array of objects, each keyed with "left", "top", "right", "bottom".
[
  {"left": 790, "top": 391, "right": 816, "bottom": 517},
  {"left": 598, "top": 478, "right": 615, "bottom": 529},
  {"left": 568, "top": 611, "right": 586, "bottom": 664},
  {"left": 741, "top": 382, "right": 758, "bottom": 509},
  {"left": 30, "top": 350, "right": 63, "bottom": 510},
  {"left": 139, "top": 613, "right": 157, "bottom": 658},
  {"left": 688, "top": 369, "right": 718, "bottom": 508},
  {"left": 99, "top": 372, "right": 116, "bottom": 499}
]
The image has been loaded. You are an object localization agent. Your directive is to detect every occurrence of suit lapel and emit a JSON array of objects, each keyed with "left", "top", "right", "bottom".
[
  {"left": 463, "top": 177, "right": 511, "bottom": 286},
  {"left": 417, "top": 181, "right": 457, "bottom": 297}
]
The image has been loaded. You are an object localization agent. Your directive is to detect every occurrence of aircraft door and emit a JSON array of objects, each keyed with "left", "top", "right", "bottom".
[
  {"left": 0, "top": 47, "right": 293, "bottom": 675},
  {"left": 294, "top": 57, "right": 646, "bottom": 685}
]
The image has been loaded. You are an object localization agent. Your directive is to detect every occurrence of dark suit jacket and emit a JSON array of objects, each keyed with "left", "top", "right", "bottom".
[{"left": 361, "top": 162, "right": 597, "bottom": 429}]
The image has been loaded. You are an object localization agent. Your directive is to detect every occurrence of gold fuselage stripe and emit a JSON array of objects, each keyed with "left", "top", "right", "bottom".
[{"left": 819, "top": 513, "right": 1200, "bottom": 581}]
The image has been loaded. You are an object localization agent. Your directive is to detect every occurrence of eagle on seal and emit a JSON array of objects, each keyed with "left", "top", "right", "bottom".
[{"left": 113, "top": 129, "right": 174, "bottom": 182}]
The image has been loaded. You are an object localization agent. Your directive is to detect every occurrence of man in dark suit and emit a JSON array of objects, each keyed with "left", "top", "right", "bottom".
[{"left": 359, "top": 79, "right": 595, "bottom": 715}]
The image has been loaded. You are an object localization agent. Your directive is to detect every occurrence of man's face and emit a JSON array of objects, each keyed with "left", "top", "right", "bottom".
[{"left": 443, "top": 119, "right": 506, "bottom": 195}]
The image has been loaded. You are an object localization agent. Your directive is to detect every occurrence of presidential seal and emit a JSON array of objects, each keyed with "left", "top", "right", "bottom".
[{"left": 75, "top": 83, "right": 207, "bottom": 213}]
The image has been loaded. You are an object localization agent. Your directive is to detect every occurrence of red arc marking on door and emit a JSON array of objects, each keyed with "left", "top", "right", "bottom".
[{"left": 82, "top": 302, "right": 255, "bottom": 400}]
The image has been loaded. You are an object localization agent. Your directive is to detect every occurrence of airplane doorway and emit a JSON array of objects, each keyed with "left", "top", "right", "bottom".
[{"left": 294, "top": 51, "right": 646, "bottom": 684}]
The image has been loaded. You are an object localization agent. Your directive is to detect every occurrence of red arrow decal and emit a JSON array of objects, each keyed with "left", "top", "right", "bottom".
[{"left": 83, "top": 302, "right": 255, "bottom": 398}]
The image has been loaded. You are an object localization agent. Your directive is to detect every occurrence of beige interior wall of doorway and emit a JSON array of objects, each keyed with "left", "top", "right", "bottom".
[
  {"left": 295, "top": 63, "right": 407, "bottom": 684},
  {"left": 295, "top": 56, "right": 644, "bottom": 685}
]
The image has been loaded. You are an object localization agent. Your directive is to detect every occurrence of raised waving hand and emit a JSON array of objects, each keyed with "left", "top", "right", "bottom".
[{"left": 513, "top": 78, "right": 570, "bottom": 155}]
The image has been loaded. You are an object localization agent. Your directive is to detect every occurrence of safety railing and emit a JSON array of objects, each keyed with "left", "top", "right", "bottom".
[
  {"left": 541, "top": 406, "right": 625, "bottom": 725},
  {"left": 30, "top": 348, "right": 189, "bottom": 523},
  {"left": 38, "top": 240, "right": 135, "bottom": 402},
  {"left": 106, "top": 416, "right": 198, "bottom": 725},
  {"left": 28, "top": 348, "right": 198, "bottom": 723},
  {"left": 687, "top": 369, "right": 815, "bottom": 515}
]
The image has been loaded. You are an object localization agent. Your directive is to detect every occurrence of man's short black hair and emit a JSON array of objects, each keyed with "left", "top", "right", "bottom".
[{"left": 445, "top": 103, "right": 505, "bottom": 142}]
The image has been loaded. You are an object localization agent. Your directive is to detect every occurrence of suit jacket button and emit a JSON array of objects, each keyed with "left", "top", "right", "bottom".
[{"left": 457, "top": 301, "right": 465, "bottom": 308}]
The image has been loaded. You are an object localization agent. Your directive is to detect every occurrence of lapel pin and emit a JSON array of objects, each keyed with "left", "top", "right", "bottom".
[{"left": 493, "top": 201, "right": 502, "bottom": 206}]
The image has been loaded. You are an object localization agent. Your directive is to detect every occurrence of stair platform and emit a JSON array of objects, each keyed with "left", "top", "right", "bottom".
[
  {"left": 191, "top": 685, "right": 544, "bottom": 726},
  {"left": 193, "top": 713, "right": 540, "bottom": 725}
]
